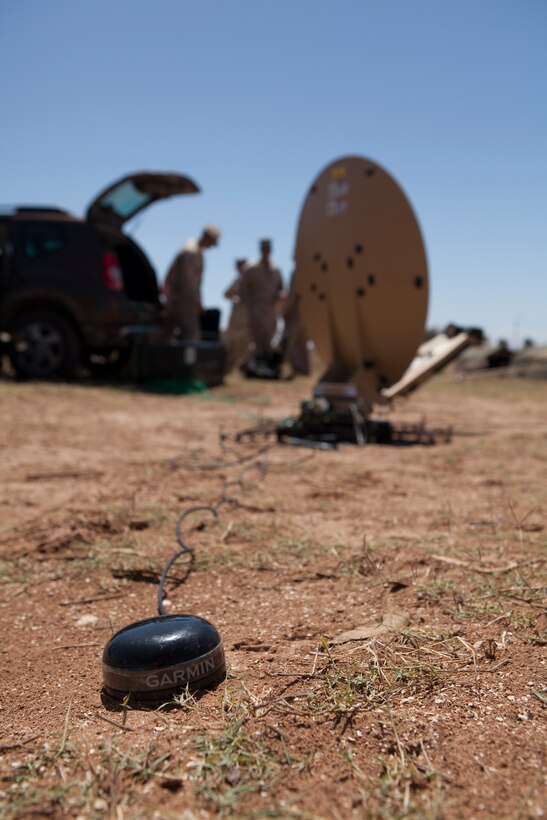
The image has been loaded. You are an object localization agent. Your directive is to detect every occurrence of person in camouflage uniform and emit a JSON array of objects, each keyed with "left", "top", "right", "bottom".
[
  {"left": 240, "top": 239, "right": 284, "bottom": 359},
  {"left": 164, "top": 224, "right": 221, "bottom": 341}
]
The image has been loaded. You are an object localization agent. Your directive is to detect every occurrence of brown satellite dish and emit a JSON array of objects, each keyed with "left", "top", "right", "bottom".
[
  {"left": 278, "top": 156, "right": 481, "bottom": 446},
  {"left": 294, "top": 155, "right": 428, "bottom": 413}
]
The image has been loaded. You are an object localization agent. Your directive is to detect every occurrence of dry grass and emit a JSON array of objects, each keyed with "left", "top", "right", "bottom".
[{"left": 1, "top": 375, "right": 545, "bottom": 818}]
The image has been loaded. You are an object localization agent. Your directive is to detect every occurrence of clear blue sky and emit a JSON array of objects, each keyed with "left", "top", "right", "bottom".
[{"left": 2, "top": 0, "right": 546, "bottom": 344}]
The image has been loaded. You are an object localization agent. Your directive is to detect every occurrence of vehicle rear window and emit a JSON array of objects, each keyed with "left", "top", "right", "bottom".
[
  {"left": 21, "top": 224, "right": 67, "bottom": 259},
  {"left": 98, "top": 181, "right": 152, "bottom": 219}
]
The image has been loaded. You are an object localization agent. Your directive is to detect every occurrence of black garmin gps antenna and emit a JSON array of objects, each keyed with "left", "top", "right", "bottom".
[{"left": 102, "top": 505, "right": 226, "bottom": 703}]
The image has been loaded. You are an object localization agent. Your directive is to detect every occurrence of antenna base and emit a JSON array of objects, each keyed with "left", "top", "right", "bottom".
[
  {"left": 277, "top": 401, "right": 452, "bottom": 448},
  {"left": 276, "top": 400, "right": 393, "bottom": 447}
]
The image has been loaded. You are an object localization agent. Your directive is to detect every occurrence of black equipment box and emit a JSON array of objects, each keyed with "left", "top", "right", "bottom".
[{"left": 129, "top": 335, "right": 225, "bottom": 387}]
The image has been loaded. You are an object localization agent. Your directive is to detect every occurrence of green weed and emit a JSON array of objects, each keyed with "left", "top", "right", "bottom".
[{"left": 189, "top": 688, "right": 299, "bottom": 814}]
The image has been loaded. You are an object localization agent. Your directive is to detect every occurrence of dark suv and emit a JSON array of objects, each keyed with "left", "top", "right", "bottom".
[{"left": 0, "top": 172, "right": 223, "bottom": 381}]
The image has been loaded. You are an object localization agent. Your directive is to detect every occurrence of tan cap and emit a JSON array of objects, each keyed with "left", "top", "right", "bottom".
[{"left": 202, "top": 224, "right": 221, "bottom": 244}]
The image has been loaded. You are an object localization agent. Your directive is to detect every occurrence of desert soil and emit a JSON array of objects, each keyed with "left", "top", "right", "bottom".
[{"left": 0, "top": 371, "right": 545, "bottom": 819}]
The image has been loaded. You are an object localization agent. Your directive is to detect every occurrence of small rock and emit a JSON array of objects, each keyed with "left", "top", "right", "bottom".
[
  {"left": 225, "top": 766, "right": 241, "bottom": 786},
  {"left": 76, "top": 614, "right": 98, "bottom": 627}
]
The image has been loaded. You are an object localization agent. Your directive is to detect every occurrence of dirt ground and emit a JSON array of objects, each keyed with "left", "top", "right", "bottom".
[{"left": 0, "top": 370, "right": 545, "bottom": 819}]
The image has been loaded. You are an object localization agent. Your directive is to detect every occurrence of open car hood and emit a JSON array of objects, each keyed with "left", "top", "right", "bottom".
[{"left": 86, "top": 172, "right": 200, "bottom": 228}]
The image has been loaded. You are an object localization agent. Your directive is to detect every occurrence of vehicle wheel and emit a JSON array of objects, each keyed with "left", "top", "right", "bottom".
[{"left": 8, "top": 310, "right": 81, "bottom": 380}]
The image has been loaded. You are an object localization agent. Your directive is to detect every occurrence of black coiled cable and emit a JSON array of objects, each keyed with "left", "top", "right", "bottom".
[{"left": 157, "top": 426, "right": 273, "bottom": 615}]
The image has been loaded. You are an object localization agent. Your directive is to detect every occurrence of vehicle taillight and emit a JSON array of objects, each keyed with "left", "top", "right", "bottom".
[{"left": 102, "top": 251, "right": 124, "bottom": 292}]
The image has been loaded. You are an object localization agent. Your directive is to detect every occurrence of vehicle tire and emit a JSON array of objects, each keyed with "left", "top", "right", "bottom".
[{"left": 8, "top": 310, "right": 81, "bottom": 380}]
